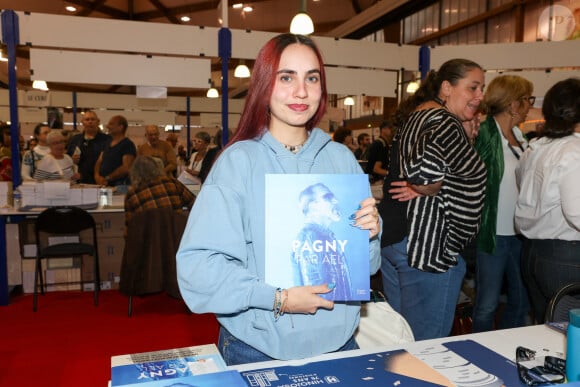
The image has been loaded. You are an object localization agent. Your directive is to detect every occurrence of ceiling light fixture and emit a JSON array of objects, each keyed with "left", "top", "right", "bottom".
[
  {"left": 65, "top": 5, "right": 77, "bottom": 12},
  {"left": 206, "top": 79, "right": 219, "bottom": 98},
  {"left": 242, "top": 6, "right": 253, "bottom": 12},
  {"left": 406, "top": 80, "right": 420, "bottom": 94},
  {"left": 206, "top": 87, "right": 219, "bottom": 98},
  {"left": 290, "top": 0, "right": 314, "bottom": 35},
  {"left": 232, "top": 3, "right": 243, "bottom": 9},
  {"left": 32, "top": 80, "right": 49, "bottom": 91},
  {"left": 344, "top": 96, "right": 355, "bottom": 106},
  {"left": 180, "top": 15, "right": 191, "bottom": 22},
  {"left": 234, "top": 60, "right": 251, "bottom": 78}
]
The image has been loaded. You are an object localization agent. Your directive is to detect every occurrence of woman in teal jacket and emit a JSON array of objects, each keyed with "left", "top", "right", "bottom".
[
  {"left": 176, "top": 34, "right": 381, "bottom": 365},
  {"left": 472, "top": 75, "right": 533, "bottom": 332}
]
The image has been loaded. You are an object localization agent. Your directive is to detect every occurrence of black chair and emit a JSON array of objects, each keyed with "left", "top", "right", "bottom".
[
  {"left": 545, "top": 282, "right": 580, "bottom": 323},
  {"left": 34, "top": 206, "right": 100, "bottom": 312},
  {"left": 120, "top": 207, "right": 189, "bottom": 316}
]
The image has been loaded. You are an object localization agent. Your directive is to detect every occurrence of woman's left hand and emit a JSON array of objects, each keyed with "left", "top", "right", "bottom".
[
  {"left": 352, "top": 197, "right": 380, "bottom": 239},
  {"left": 388, "top": 181, "right": 423, "bottom": 201}
]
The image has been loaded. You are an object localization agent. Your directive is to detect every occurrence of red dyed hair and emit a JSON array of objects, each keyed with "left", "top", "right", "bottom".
[{"left": 229, "top": 33, "right": 328, "bottom": 145}]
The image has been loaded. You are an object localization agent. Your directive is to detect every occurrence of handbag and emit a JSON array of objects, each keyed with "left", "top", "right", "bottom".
[{"left": 354, "top": 291, "right": 415, "bottom": 349}]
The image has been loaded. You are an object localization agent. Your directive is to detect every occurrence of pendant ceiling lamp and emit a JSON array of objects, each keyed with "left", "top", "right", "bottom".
[
  {"left": 32, "top": 80, "right": 49, "bottom": 91},
  {"left": 290, "top": 0, "right": 314, "bottom": 35},
  {"left": 206, "top": 80, "right": 219, "bottom": 98},
  {"left": 234, "top": 60, "right": 251, "bottom": 78}
]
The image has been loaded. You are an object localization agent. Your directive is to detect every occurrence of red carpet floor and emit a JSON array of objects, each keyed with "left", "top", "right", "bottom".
[{"left": 0, "top": 290, "right": 219, "bottom": 387}]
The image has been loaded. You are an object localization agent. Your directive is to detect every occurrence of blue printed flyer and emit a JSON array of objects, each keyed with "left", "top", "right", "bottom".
[
  {"left": 265, "top": 174, "right": 370, "bottom": 301},
  {"left": 239, "top": 340, "right": 551, "bottom": 387},
  {"left": 240, "top": 349, "right": 444, "bottom": 387},
  {"left": 111, "top": 344, "right": 228, "bottom": 386}
]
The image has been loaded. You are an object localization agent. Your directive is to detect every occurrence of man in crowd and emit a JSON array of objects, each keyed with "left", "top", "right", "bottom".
[
  {"left": 354, "top": 132, "right": 371, "bottom": 161},
  {"left": 165, "top": 132, "right": 179, "bottom": 155},
  {"left": 137, "top": 125, "right": 177, "bottom": 177},
  {"left": 94, "top": 115, "right": 136, "bottom": 190},
  {"left": 365, "top": 120, "right": 395, "bottom": 184},
  {"left": 67, "top": 110, "right": 110, "bottom": 184}
]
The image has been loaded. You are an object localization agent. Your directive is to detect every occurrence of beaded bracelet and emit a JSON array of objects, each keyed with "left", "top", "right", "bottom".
[
  {"left": 273, "top": 288, "right": 283, "bottom": 320},
  {"left": 279, "top": 289, "right": 288, "bottom": 316}
]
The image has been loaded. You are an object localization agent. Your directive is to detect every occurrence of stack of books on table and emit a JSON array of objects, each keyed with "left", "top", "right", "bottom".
[{"left": 110, "top": 343, "right": 246, "bottom": 387}]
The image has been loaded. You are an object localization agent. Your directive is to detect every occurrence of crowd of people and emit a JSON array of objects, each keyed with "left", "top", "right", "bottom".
[
  {"left": 0, "top": 111, "right": 224, "bottom": 189},
  {"left": 0, "top": 111, "right": 219, "bottom": 234},
  {"left": 1, "top": 31, "right": 578, "bottom": 367}
]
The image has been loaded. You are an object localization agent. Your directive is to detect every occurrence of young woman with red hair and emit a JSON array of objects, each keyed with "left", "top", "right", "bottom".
[{"left": 177, "top": 33, "right": 381, "bottom": 365}]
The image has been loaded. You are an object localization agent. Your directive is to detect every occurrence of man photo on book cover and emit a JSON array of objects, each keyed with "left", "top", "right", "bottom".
[
  {"left": 265, "top": 173, "right": 370, "bottom": 301},
  {"left": 292, "top": 183, "right": 353, "bottom": 300}
]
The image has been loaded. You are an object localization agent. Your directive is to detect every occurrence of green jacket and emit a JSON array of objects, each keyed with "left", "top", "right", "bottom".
[{"left": 474, "top": 115, "right": 504, "bottom": 254}]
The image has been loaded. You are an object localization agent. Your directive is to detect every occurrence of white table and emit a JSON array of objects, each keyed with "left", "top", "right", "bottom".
[{"left": 0, "top": 200, "right": 125, "bottom": 305}]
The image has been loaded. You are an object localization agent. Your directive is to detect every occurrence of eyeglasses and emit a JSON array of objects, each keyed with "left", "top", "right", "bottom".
[
  {"left": 522, "top": 96, "right": 536, "bottom": 105},
  {"left": 515, "top": 346, "right": 565, "bottom": 386}
]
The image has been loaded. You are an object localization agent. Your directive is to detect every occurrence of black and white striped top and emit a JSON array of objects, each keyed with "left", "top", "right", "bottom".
[
  {"left": 32, "top": 154, "right": 77, "bottom": 182},
  {"left": 397, "top": 108, "right": 486, "bottom": 272}
]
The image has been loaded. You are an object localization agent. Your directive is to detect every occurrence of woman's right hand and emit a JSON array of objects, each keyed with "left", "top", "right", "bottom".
[{"left": 285, "top": 284, "right": 335, "bottom": 314}]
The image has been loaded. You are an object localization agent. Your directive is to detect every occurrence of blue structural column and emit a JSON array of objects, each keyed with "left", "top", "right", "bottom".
[
  {"left": 2, "top": 10, "right": 21, "bottom": 187},
  {"left": 186, "top": 96, "right": 191, "bottom": 156},
  {"left": 72, "top": 91, "right": 78, "bottom": 131},
  {"left": 0, "top": 10, "right": 20, "bottom": 306},
  {"left": 419, "top": 45, "right": 430, "bottom": 80},
  {"left": 218, "top": 27, "right": 231, "bottom": 146}
]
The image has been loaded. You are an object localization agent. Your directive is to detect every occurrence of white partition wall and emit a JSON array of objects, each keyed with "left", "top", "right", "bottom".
[
  {"left": 3, "top": 10, "right": 578, "bottom": 116},
  {"left": 484, "top": 70, "right": 580, "bottom": 98},
  {"left": 430, "top": 40, "right": 580, "bottom": 71},
  {"left": 430, "top": 40, "right": 580, "bottom": 97},
  {"left": 7, "top": 11, "right": 419, "bottom": 99},
  {"left": 18, "top": 12, "right": 219, "bottom": 57},
  {"left": 30, "top": 49, "right": 211, "bottom": 89}
]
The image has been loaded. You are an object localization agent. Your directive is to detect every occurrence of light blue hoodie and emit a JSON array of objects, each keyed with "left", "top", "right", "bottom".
[{"left": 176, "top": 128, "right": 381, "bottom": 360}]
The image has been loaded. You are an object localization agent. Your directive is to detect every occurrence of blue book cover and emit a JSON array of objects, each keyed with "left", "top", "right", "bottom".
[
  {"left": 240, "top": 349, "right": 445, "bottom": 386},
  {"left": 265, "top": 174, "right": 370, "bottom": 301},
  {"left": 111, "top": 344, "right": 227, "bottom": 386}
]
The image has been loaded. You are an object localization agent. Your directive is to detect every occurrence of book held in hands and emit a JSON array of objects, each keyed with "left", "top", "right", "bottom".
[{"left": 265, "top": 174, "right": 370, "bottom": 301}]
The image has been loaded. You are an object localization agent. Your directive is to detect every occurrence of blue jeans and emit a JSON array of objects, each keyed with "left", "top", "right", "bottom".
[
  {"left": 381, "top": 237, "right": 466, "bottom": 341},
  {"left": 472, "top": 235, "right": 529, "bottom": 332},
  {"left": 218, "top": 326, "right": 359, "bottom": 366},
  {"left": 522, "top": 238, "right": 580, "bottom": 323}
]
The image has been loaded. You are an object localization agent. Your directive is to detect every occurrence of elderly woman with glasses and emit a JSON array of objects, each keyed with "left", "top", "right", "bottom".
[
  {"left": 471, "top": 75, "right": 535, "bottom": 332},
  {"left": 184, "top": 131, "right": 211, "bottom": 179},
  {"left": 33, "top": 131, "right": 80, "bottom": 181}
]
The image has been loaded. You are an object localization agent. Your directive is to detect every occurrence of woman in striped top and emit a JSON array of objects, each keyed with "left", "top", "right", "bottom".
[
  {"left": 33, "top": 131, "right": 80, "bottom": 182},
  {"left": 378, "top": 59, "right": 487, "bottom": 340}
]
